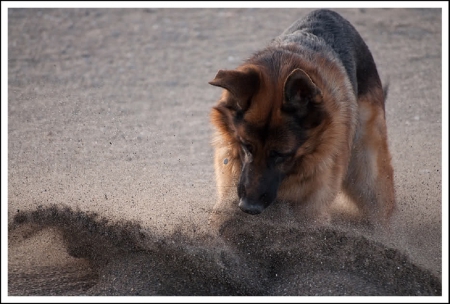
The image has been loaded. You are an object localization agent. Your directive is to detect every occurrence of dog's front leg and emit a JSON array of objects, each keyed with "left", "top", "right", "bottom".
[{"left": 208, "top": 145, "right": 242, "bottom": 230}]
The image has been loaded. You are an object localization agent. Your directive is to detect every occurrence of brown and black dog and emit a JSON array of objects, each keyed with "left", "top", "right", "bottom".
[{"left": 209, "top": 9, "right": 395, "bottom": 227}]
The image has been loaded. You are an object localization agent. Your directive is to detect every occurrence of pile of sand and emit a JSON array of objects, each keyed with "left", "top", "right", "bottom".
[{"left": 8, "top": 205, "right": 441, "bottom": 296}]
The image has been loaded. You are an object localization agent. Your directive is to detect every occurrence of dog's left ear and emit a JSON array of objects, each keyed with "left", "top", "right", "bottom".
[
  {"left": 283, "top": 68, "right": 322, "bottom": 112},
  {"left": 209, "top": 67, "right": 259, "bottom": 110}
]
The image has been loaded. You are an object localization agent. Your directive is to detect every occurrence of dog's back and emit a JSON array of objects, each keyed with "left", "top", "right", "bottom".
[{"left": 273, "top": 9, "right": 382, "bottom": 102}]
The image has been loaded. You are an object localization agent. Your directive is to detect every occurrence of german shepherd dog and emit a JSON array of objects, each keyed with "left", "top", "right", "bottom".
[{"left": 209, "top": 9, "right": 395, "bottom": 227}]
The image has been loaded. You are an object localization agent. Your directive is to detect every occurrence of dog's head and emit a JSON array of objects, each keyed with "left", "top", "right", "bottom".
[{"left": 209, "top": 64, "right": 326, "bottom": 214}]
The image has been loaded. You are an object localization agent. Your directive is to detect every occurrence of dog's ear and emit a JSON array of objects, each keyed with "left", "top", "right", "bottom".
[
  {"left": 283, "top": 68, "right": 321, "bottom": 113},
  {"left": 209, "top": 67, "right": 259, "bottom": 110}
]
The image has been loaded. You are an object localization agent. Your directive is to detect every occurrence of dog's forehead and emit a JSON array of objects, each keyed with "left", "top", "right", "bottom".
[
  {"left": 235, "top": 115, "right": 292, "bottom": 146},
  {"left": 242, "top": 100, "right": 284, "bottom": 138},
  {"left": 231, "top": 67, "right": 298, "bottom": 147},
  {"left": 244, "top": 83, "right": 283, "bottom": 125}
]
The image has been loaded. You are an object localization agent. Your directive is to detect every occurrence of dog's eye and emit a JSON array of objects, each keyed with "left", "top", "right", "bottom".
[{"left": 269, "top": 151, "right": 287, "bottom": 164}]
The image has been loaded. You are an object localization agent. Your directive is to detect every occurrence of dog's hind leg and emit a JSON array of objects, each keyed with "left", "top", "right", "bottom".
[{"left": 343, "top": 90, "right": 396, "bottom": 228}]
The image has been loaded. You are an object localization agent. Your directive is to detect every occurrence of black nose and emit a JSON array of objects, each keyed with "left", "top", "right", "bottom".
[{"left": 239, "top": 198, "right": 264, "bottom": 215}]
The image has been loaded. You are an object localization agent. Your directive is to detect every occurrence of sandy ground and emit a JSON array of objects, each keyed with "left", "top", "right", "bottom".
[{"left": 4, "top": 6, "right": 446, "bottom": 299}]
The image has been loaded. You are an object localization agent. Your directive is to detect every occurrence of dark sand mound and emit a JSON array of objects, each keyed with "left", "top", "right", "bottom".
[{"left": 8, "top": 205, "right": 441, "bottom": 296}]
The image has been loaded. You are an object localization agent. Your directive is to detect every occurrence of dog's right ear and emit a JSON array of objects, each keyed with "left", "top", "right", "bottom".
[{"left": 209, "top": 67, "right": 260, "bottom": 111}]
